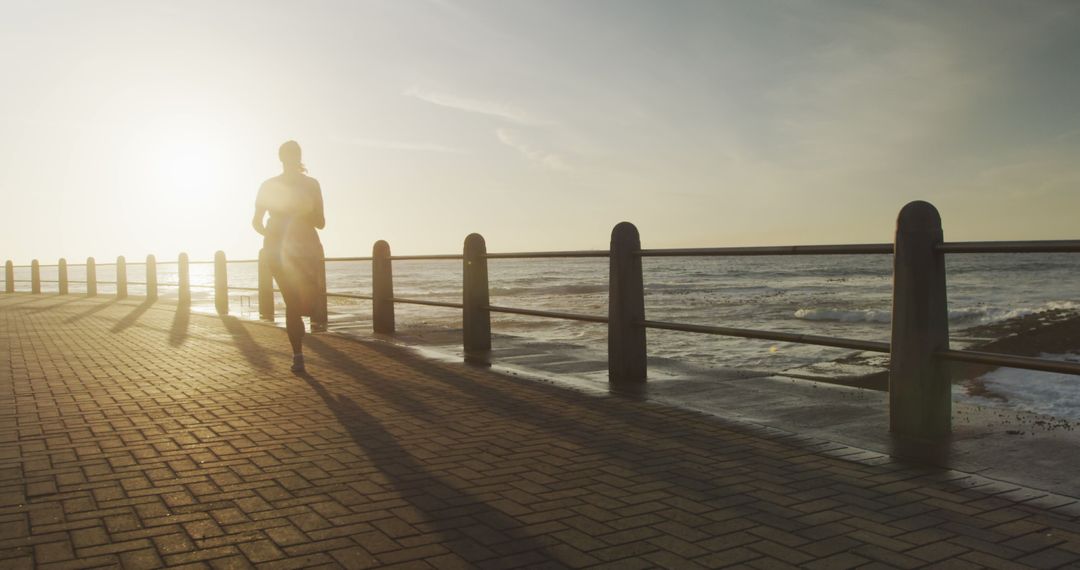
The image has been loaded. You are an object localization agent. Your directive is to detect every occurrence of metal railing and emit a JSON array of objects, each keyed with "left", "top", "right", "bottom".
[{"left": 5, "top": 200, "right": 1079, "bottom": 440}]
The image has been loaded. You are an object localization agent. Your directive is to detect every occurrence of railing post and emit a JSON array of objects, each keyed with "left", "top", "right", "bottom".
[
  {"left": 463, "top": 233, "right": 491, "bottom": 364},
  {"left": 116, "top": 256, "right": 127, "bottom": 299},
  {"left": 59, "top": 259, "right": 68, "bottom": 295},
  {"left": 609, "top": 222, "right": 647, "bottom": 386},
  {"left": 214, "top": 251, "right": 228, "bottom": 315},
  {"left": 312, "top": 257, "right": 328, "bottom": 332},
  {"left": 890, "top": 200, "right": 951, "bottom": 439},
  {"left": 178, "top": 253, "right": 190, "bottom": 306},
  {"left": 31, "top": 260, "right": 41, "bottom": 294},
  {"left": 86, "top": 257, "right": 97, "bottom": 296},
  {"left": 5, "top": 260, "right": 13, "bottom": 293},
  {"left": 373, "top": 240, "right": 395, "bottom": 334},
  {"left": 146, "top": 254, "right": 157, "bottom": 301},
  {"left": 258, "top": 248, "right": 274, "bottom": 320}
]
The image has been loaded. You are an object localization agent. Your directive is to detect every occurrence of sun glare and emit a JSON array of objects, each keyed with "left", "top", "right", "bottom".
[{"left": 146, "top": 125, "right": 227, "bottom": 200}]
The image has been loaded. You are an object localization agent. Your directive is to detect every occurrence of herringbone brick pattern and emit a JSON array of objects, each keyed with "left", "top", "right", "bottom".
[{"left": 2, "top": 294, "right": 1080, "bottom": 569}]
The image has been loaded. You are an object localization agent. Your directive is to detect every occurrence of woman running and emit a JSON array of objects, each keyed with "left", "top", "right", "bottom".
[{"left": 252, "top": 140, "right": 325, "bottom": 372}]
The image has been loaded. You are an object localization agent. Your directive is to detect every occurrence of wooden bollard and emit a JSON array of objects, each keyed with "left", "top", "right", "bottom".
[
  {"left": 463, "top": 233, "right": 491, "bottom": 364},
  {"left": 214, "top": 251, "right": 228, "bottom": 315},
  {"left": 258, "top": 248, "right": 274, "bottom": 320},
  {"left": 31, "top": 260, "right": 41, "bottom": 294},
  {"left": 311, "top": 260, "right": 326, "bottom": 332},
  {"left": 116, "top": 256, "right": 128, "bottom": 299},
  {"left": 86, "top": 257, "right": 97, "bottom": 296},
  {"left": 890, "top": 200, "right": 951, "bottom": 439},
  {"left": 178, "top": 253, "right": 190, "bottom": 306},
  {"left": 373, "top": 240, "right": 395, "bottom": 334},
  {"left": 146, "top": 254, "right": 157, "bottom": 301},
  {"left": 59, "top": 258, "right": 68, "bottom": 295},
  {"left": 312, "top": 257, "right": 328, "bottom": 331},
  {"left": 4, "top": 260, "right": 13, "bottom": 293},
  {"left": 608, "top": 222, "right": 647, "bottom": 386}
]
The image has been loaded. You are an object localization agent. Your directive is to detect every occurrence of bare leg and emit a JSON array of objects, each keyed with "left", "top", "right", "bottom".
[{"left": 286, "top": 306, "right": 305, "bottom": 355}]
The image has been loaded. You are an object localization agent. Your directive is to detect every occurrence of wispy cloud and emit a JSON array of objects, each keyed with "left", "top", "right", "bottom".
[
  {"left": 335, "top": 136, "right": 466, "bottom": 154},
  {"left": 496, "top": 128, "right": 569, "bottom": 171},
  {"left": 405, "top": 87, "right": 543, "bottom": 126}
]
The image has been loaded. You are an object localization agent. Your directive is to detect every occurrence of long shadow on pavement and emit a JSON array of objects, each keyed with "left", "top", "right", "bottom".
[
  {"left": 27, "top": 296, "right": 86, "bottom": 313},
  {"left": 65, "top": 298, "right": 121, "bottom": 323},
  {"left": 301, "top": 336, "right": 772, "bottom": 519},
  {"left": 219, "top": 315, "right": 273, "bottom": 370},
  {"left": 169, "top": 303, "right": 190, "bottom": 346},
  {"left": 111, "top": 299, "right": 156, "bottom": 333},
  {"left": 1, "top": 295, "right": 70, "bottom": 309},
  {"left": 305, "top": 336, "right": 436, "bottom": 416},
  {"left": 296, "top": 369, "right": 557, "bottom": 565}
]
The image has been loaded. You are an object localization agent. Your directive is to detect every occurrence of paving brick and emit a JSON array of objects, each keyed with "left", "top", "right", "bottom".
[{"left": 5, "top": 295, "right": 1080, "bottom": 569}]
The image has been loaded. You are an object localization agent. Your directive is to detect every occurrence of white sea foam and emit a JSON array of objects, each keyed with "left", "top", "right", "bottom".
[
  {"left": 793, "top": 308, "right": 891, "bottom": 323},
  {"left": 958, "top": 353, "right": 1080, "bottom": 420}
]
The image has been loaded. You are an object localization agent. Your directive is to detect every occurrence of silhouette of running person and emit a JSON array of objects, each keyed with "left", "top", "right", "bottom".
[{"left": 253, "top": 140, "right": 325, "bottom": 372}]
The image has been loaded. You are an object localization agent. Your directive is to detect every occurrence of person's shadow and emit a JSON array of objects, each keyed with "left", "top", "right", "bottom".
[{"left": 294, "top": 368, "right": 555, "bottom": 563}]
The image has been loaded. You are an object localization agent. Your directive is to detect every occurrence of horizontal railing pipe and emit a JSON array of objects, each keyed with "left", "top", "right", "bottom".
[
  {"left": 325, "top": 256, "right": 374, "bottom": 262},
  {"left": 939, "top": 349, "right": 1080, "bottom": 376},
  {"left": 392, "top": 297, "right": 464, "bottom": 309},
  {"left": 641, "top": 243, "right": 894, "bottom": 257},
  {"left": 488, "top": 305, "right": 609, "bottom": 324},
  {"left": 326, "top": 292, "right": 371, "bottom": 300},
  {"left": 486, "top": 250, "right": 610, "bottom": 259},
  {"left": 391, "top": 254, "right": 463, "bottom": 261},
  {"left": 937, "top": 240, "right": 1080, "bottom": 254},
  {"left": 642, "top": 319, "right": 891, "bottom": 353}
]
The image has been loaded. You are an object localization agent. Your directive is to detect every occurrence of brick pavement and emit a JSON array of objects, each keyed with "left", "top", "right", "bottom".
[{"left": 3, "top": 293, "right": 1080, "bottom": 569}]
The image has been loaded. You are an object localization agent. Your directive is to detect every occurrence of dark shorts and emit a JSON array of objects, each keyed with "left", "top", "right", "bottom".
[{"left": 267, "top": 245, "right": 324, "bottom": 317}]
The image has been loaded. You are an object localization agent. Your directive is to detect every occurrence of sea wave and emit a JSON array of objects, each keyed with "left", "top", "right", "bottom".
[
  {"left": 793, "top": 301, "right": 1079, "bottom": 325},
  {"left": 490, "top": 284, "right": 608, "bottom": 296},
  {"left": 793, "top": 308, "right": 891, "bottom": 323}
]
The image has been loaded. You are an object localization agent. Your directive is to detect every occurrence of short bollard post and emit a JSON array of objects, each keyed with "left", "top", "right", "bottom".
[
  {"left": 4, "top": 260, "right": 13, "bottom": 293},
  {"left": 258, "top": 248, "right": 274, "bottom": 320},
  {"left": 608, "top": 222, "right": 647, "bottom": 386},
  {"left": 312, "top": 257, "right": 328, "bottom": 331},
  {"left": 463, "top": 233, "right": 491, "bottom": 364},
  {"left": 178, "top": 253, "right": 190, "bottom": 306},
  {"left": 59, "top": 258, "right": 68, "bottom": 295},
  {"left": 890, "top": 200, "right": 951, "bottom": 439},
  {"left": 31, "top": 260, "right": 41, "bottom": 294},
  {"left": 116, "top": 256, "right": 128, "bottom": 299},
  {"left": 373, "top": 240, "right": 395, "bottom": 334},
  {"left": 86, "top": 257, "right": 97, "bottom": 296},
  {"left": 146, "top": 255, "right": 158, "bottom": 301},
  {"left": 214, "top": 251, "right": 228, "bottom": 315}
]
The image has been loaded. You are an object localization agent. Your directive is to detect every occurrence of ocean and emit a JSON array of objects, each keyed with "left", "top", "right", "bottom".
[{"left": 16, "top": 252, "right": 1080, "bottom": 418}]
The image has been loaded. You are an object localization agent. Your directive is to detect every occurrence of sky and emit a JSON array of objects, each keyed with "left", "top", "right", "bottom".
[{"left": 2, "top": 0, "right": 1079, "bottom": 263}]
